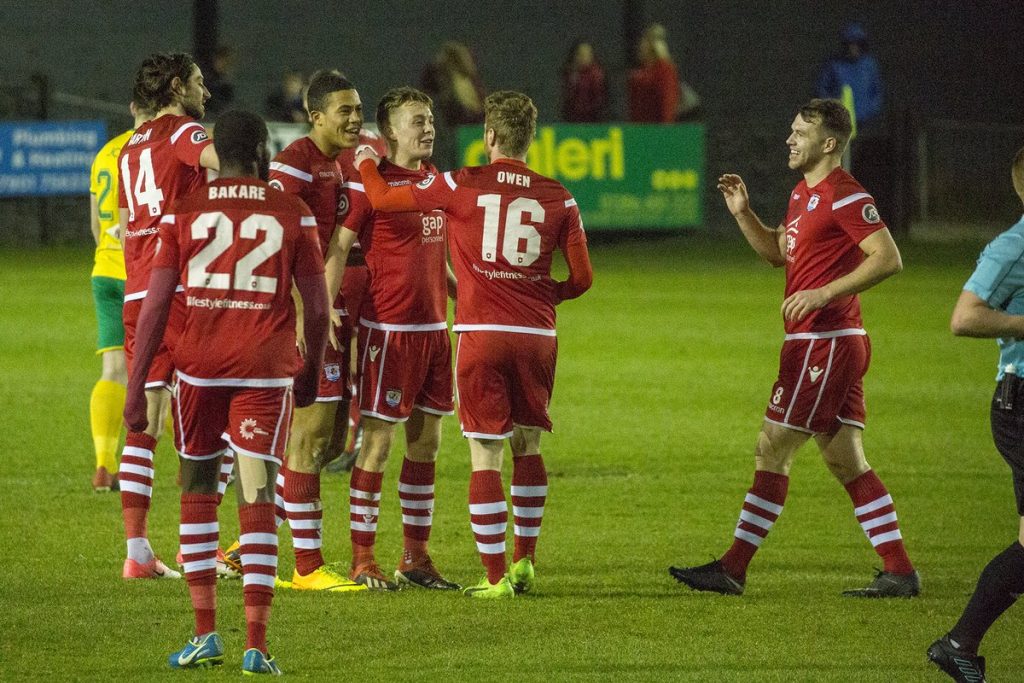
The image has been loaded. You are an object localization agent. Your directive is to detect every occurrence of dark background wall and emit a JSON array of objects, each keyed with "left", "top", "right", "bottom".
[{"left": 2, "top": 0, "right": 1022, "bottom": 239}]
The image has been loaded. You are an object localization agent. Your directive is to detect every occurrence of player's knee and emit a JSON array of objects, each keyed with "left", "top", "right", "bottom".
[
  {"left": 754, "top": 430, "right": 792, "bottom": 474},
  {"left": 286, "top": 431, "right": 331, "bottom": 473},
  {"left": 510, "top": 426, "right": 541, "bottom": 456},
  {"left": 821, "top": 449, "right": 869, "bottom": 484},
  {"left": 180, "top": 460, "right": 218, "bottom": 495}
]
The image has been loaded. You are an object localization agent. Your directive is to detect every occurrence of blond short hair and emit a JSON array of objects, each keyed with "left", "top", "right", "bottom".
[
  {"left": 375, "top": 86, "right": 433, "bottom": 141},
  {"left": 484, "top": 91, "right": 537, "bottom": 158}
]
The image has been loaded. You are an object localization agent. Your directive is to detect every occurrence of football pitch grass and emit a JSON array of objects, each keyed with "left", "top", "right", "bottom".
[{"left": 1, "top": 236, "right": 1020, "bottom": 681}]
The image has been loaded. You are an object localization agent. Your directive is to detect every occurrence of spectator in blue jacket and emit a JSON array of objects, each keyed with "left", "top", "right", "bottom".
[{"left": 816, "top": 22, "right": 883, "bottom": 128}]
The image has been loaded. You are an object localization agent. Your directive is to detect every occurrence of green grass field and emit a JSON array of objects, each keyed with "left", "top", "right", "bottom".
[{"left": 1, "top": 236, "right": 1019, "bottom": 681}]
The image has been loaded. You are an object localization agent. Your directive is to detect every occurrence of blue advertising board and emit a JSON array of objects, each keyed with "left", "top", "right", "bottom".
[{"left": 0, "top": 120, "right": 107, "bottom": 197}]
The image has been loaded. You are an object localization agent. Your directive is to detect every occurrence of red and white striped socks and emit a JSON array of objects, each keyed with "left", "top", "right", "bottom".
[
  {"left": 511, "top": 454, "right": 547, "bottom": 563},
  {"left": 350, "top": 467, "right": 383, "bottom": 567},
  {"left": 284, "top": 469, "right": 323, "bottom": 576},
  {"left": 844, "top": 470, "right": 914, "bottom": 574},
  {"left": 239, "top": 502, "right": 277, "bottom": 654},
  {"left": 469, "top": 470, "right": 508, "bottom": 583},
  {"left": 398, "top": 458, "right": 434, "bottom": 561},
  {"left": 120, "top": 432, "right": 157, "bottom": 562},
  {"left": 720, "top": 470, "right": 789, "bottom": 581},
  {"left": 216, "top": 451, "right": 235, "bottom": 503},
  {"left": 180, "top": 493, "right": 219, "bottom": 636},
  {"left": 274, "top": 468, "right": 286, "bottom": 529}
]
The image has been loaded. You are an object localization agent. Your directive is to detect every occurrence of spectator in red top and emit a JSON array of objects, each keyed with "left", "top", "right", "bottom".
[
  {"left": 628, "top": 23, "right": 680, "bottom": 123},
  {"left": 561, "top": 41, "right": 607, "bottom": 122}
]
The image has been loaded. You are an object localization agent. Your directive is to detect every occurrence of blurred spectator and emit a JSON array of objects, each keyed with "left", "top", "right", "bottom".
[
  {"left": 627, "top": 24, "right": 680, "bottom": 123},
  {"left": 816, "top": 22, "right": 883, "bottom": 129},
  {"left": 561, "top": 40, "right": 607, "bottom": 122},
  {"left": 203, "top": 45, "right": 236, "bottom": 118},
  {"left": 420, "top": 41, "right": 486, "bottom": 126},
  {"left": 265, "top": 69, "right": 308, "bottom": 123}
]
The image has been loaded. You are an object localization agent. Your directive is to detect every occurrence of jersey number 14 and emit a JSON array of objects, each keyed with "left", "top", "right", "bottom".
[
  {"left": 476, "top": 194, "right": 542, "bottom": 267},
  {"left": 120, "top": 148, "right": 165, "bottom": 221}
]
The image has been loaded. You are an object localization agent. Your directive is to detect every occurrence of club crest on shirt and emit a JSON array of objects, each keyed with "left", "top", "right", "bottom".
[
  {"left": 862, "top": 204, "right": 881, "bottom": 223},
  {"left": 417, "top": 174, "right": 436, "bottom": 189},
  {"left": 807, "top": 195, "right": 820, "bottom": 211},
  {"left": 324, "top": 363, "right": 341, "bottom": 382},
  {"left": 191, "top": 129, "right": 209, "bottom": 144},
  {"left": 385, "top": 389, "right": 402, "bottom": 407}
]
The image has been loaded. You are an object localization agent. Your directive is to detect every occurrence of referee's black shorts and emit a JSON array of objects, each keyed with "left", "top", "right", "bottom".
[{"left": 990, "top": 377, "right": 1024, "bottom": 516}]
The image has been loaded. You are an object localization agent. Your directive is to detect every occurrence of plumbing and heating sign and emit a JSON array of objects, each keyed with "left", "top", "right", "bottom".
[{"left": 0, "top": 120, "right": 106, "bottom": 197}]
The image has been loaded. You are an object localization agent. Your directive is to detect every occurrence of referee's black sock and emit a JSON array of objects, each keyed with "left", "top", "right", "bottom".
[{"left": 948, "top": 540, "right": 1024, "bottom": 654}]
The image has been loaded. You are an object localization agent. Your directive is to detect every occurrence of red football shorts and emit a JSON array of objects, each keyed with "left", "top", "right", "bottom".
[
  {"left": 173, "top": 376, "right": 294, "bottom": 464},
  {"left": 764, "top": 332, "right": 870, "bottom": 434},
  {"left": 455, "top": 330, "right": 557, "bottom": 439},
  {"left": 122, "top": 293, "right": 185, "bottom": 391},
  {"left": 358, "top": 325, "right": 454, "bottom": 422}
]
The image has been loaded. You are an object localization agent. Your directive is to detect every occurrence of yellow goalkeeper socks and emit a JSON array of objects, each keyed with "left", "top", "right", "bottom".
[{"left": 90, "top": 379, "right": 126, "bottom": 471}]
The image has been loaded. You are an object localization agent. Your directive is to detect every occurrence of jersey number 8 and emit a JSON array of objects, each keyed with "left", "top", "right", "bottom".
[
  {"left": 188, "top": 212, "right": 284, "bottom": 293},
  {"left": 476, "top": 194, "right": 543, "bottom": 267}
]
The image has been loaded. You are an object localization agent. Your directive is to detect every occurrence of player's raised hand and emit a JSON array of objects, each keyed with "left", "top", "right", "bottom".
[
  {"left": 717, "top": 174, "right": 750, "bottom": 216},
  {"left": 782, "top": 287, "right": 832, "bottom": 322},
  {"left": 123, "top": 391, "right": 149, "bottom": 433},
  {"left": 354, "top": 146, "right": 381, "bottom": 169},
  {"left": 327, "top": 310, "right": 342, "bottom": 351}
]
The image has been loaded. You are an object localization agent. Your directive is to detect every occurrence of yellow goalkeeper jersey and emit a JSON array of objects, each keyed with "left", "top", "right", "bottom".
[{"left": 89, "top": 129, "right": 132, "bottom": 279}]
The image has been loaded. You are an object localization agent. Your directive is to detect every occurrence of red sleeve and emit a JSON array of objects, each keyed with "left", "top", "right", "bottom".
[
  {"left": 117, "top": 151, "right": 128, "bottom": 209},
  {"left": 153, "top": 214, "right": 182, "bottom": 270},
  {"left": 832, "top": 185, "right": 887, "bottom": 244},
  {"left": 170, "top": 120, "right": 212, "bottom": 167},
  {"left": 340, "top": 174, "right": 374, "bottom": 234},
  {"left": 554, "top": 202, "right": 593, "bottom": 303},
  {"left": 357, "top": 158, "right": 456, "bottom": 214},
  {"left": 268, "top": 150, "right": 311, "bottom": 197},
  {"left": 294, "top": 211, "right": 326, "bottom": 277}
]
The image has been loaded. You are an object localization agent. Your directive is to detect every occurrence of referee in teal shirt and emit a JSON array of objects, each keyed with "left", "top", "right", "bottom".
[{"left": 928, "top": 147, "right": 1024, "bottom": 682}]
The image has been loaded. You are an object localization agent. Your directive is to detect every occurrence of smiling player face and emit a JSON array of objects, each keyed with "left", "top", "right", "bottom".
[
  {"left": 313, "top": 89, "right": 363, "bottom": 152},
  {"left": 785, "top": 113, "right": 833, "bottom": 173},
  {"left": 389, "top": 101, "right": 435, "bottom": 163}
]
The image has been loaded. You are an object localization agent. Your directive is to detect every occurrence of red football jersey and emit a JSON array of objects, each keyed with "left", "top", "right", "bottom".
[
  {"left": 408, "top": 159, "right": 587, "bottom": 335},
  {"left": 117, "top": 114, "right": 212, "bottom": 300},
  {"left": 343, "top": 160, "right": 448, "bottom": 328},
  {"left": 268, "top": 136, "right": 345, "bottom": 253},
  {"left": 782, "top": 167, "right": 887, "bottom": 334},
  {"left": 153, "top": 178, "right": 324, "bottom": 383}
]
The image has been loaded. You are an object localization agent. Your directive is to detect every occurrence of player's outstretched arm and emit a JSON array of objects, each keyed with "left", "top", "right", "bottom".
[
  {"left": 951, "top": 289, "right": 1024, "bottom": 338},
  {"left": 781, "top": 227, "right": 902, "bottom": 322},
  {"left": 718, "top": 174, "right": 785, "bottom": 267},
  {"left": 123, "top": 267, "right": 177, "bottom": 431},
  {"left": 356, "top": 157, "right": 420, "bottom": 213},
  {"left": 293, "top": 272, "right": 329, "bottom": 408},
  {"left": 323, "top": 226, "right": 358, "bottom": 350}
]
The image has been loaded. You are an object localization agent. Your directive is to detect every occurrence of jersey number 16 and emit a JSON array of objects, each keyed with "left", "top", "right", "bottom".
[{"left": 476, "top": 194, "right": 542, "bottom": 267}]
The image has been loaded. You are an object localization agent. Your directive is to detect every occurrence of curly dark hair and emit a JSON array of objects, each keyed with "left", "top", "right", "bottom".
[{"left": 132, "top": 52, "right": 197, "bottom": 113}]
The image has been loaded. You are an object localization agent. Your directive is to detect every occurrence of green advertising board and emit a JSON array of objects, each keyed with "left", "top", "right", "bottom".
[{"left": 457, "top": 123, "right": 704, "bottom": 230}]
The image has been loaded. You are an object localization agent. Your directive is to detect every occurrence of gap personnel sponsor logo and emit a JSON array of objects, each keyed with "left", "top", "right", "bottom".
[
  {"left": 471, "top": 263, "right": 541, "bottom": 282},
  {"left": 208, "top": 184, "right": 266, "bottom": 201},
  {"left": 124, "top": 227, "right": 159, "bottom": 238},
  {"left": 186, "top": 296, "right": 271, "bottom": 310},
  {"left": 421, "top": 214, "right": 444, "bottom": 244}
]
